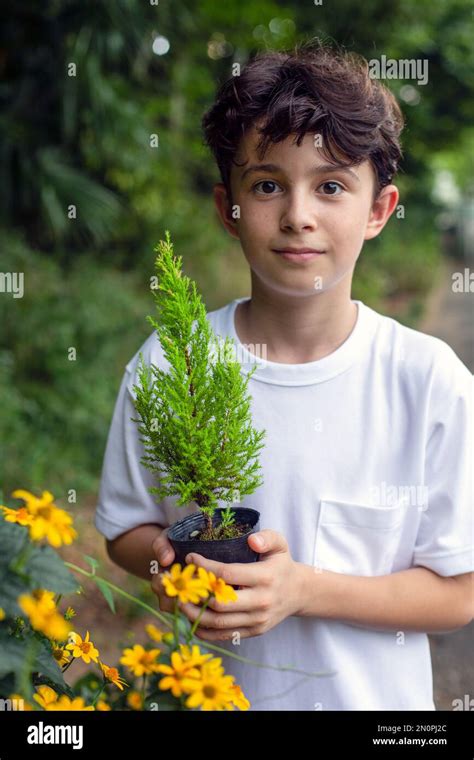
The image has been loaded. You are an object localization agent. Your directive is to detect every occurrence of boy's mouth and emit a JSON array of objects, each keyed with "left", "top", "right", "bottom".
[
  {"left": 273, "top": 247, "right": 325, "bottom": 254},
  {"left": 272, "top": 247, "right": 326, "bottom": 262}
]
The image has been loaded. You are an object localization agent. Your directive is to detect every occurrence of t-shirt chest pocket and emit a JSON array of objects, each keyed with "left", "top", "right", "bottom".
[{"left": 313, "top": 498, "right": 407, "bottom": 576}]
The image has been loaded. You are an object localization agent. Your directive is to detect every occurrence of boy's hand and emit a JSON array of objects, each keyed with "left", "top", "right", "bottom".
[
  {"left": 177, "top": 530, "right": 304, "bottom": 641},
  {"left": 150, "top": 528, "right": 176, "bottom": 614}
]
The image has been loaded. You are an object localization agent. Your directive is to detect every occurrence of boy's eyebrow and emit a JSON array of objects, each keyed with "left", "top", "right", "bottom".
[{"left": 240, "top": 162, "right": 360, "bottom": 183}]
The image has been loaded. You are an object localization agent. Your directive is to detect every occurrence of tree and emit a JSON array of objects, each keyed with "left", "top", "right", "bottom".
[{"left": 132, "top": 232, "right": 266, "bottom": 537}]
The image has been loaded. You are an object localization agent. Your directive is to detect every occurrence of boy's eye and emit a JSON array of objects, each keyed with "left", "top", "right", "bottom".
[
  {"left": 318, "top": 181, "right": 344, "bottom": 195},
  {"left": 252, "top": 180, "right": 281, "bottom": 195},
  {"left": 252, "top": 180, "right": 345, "bottom": 196}
]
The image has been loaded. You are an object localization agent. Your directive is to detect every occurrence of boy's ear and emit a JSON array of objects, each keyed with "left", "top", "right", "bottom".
[
  {"left": 364, "top": 184, "right": 399, "bottom": 241},
  {"left": 213, "top": 183, "right": 240, "bottom": 240}
]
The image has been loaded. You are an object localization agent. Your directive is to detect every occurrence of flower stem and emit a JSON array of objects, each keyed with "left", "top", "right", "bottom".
[
  {"left": 64, "top": 562, "right": 174, "bottom": 629},
  {"left": 188, "top": 597, "right": 211, "bottom": 640},
  {"left": 61, "top": 658, "right": 75, "bottom": 674},
  {"left": 91, "top": 681, "right": 106, "bottom": 707},
  {"left": 173, "top": 599, "right": 180, "bottom": 647}
]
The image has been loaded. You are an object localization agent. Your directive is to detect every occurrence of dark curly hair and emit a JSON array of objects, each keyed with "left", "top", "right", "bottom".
[{"left": 202, "top": 40, "right": 404, "bottom": 204}]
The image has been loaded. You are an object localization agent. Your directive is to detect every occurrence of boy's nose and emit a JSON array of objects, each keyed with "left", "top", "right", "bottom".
[{"left": 280, "top": 198, "right": 318, "bottom": 232}]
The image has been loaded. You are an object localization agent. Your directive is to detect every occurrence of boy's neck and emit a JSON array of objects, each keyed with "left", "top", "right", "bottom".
[{"left": 234, "top": 281, "right": 358, "bottom": 364}]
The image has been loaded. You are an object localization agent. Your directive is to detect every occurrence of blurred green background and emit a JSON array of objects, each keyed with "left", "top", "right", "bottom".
[{"left": 1, "top": 0, "right": 473, "bottom": 495}]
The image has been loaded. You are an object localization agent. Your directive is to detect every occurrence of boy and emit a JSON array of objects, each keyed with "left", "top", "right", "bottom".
[{"left": 95, "top": 42, "right": 473, "bottom": 710}]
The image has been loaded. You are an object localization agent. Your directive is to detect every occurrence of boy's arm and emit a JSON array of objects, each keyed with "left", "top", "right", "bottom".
[
  {"left": 106, "top": 523, "right": 167, "bottom": 581},
  {"left": 297, "top": 564, "right": 474, "bottom": 633}
]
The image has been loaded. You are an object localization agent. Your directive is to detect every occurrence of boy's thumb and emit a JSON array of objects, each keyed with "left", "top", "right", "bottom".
[
  {"left": 159, "top": 548, "right": 173, "bottom": 565},
  {"left": 249, "top": 533, "right": 265, "bottom": 550}
]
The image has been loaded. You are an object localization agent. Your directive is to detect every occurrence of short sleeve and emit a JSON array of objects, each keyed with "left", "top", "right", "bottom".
[
  {"left": 413, "top": 344, "right": 474, "bottom": 576},
  {"left": 94, "top": 340, "right": 169, "bottom": 541}
]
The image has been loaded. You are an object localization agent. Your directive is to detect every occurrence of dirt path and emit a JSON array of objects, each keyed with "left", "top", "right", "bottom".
[{"left": 419, "top": 255, "right": 473, "bottom": 711}]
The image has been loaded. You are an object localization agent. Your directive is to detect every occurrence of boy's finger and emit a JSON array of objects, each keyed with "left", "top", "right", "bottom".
[
  {"left": 152, "top": 534, "right": 175, "bottom": 566},
  {"left": 184, "top": 553, "right": 261, "bottom": 587},
  {"left": 159, "top": 597, "right": 174, "bottom": 613},
  {"left": 206, "top": 587, "right": 255, "bottom": 612},
  {"left": 158, "top": 549, "right": 174, "bottom": 566},
  {"left": 150, "top": 576, "right": 174, "bottom": 612}
]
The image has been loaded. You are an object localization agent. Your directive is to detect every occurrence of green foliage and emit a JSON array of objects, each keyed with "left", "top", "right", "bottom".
[
  {"left": 0, "top": 230, "right": 149, "bottom": 495},
  {"left": 0, "top": 498, "right": 148, "bottom": 709},
  {"left": 0, "top": 519, "right": 79, "bottom": 614},
  {"left": 220, "top": 505, "right": 237, "bottom": 529},
  {"left": 0, "top": 630, "right": 72, "bottom": 700},
  {"left": 4, "top": 0, "right": 469, "bottom": 256},
  {"left": 132, "top": 232, "right": 266, "bottom": 516},
  {"left": 0, "top": 510, "right": 79, "bottom": 699},
  {"left": 353, "top": 211, "right": 440, "bottom": 322},
  {"left": 95, "top": 579, "right": 116, "bottom": 614}
]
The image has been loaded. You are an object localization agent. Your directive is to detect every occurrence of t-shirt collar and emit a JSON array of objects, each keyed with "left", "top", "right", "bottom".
[{"left": 220, "top": 297, "right": 379, "bottom": 386}]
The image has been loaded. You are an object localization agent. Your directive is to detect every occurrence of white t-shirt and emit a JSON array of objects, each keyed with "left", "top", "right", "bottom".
[{"left": 95, "top": 298, "right": 473, "bottom": 711}]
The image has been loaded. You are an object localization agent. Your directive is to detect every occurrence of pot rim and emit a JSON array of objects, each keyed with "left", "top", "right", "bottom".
[{"left": 168, "top": 507, "right": 260, "bottom": 544}]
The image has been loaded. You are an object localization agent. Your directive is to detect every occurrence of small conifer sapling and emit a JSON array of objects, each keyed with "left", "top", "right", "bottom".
[{"left": 131, "top": 231, "right": 266, "bottom": 541}]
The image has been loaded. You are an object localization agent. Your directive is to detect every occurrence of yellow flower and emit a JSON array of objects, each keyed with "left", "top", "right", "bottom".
[
  {"left": 145, "top": 623, "right": 165, "bottom": 642},
  {"left": 99, "top": 662, "right": 129, "bottom": 691},
  {"left": 196, "top": 655, "right": 225, "bottom": 675},
  {"left": 9, "top": 693, "right": 33, "bottom": 710},
  {"left": 34, "top": 685, "right": 59, "bottom": 709},
  {"left": 156, "top": 650, "right": 203, "bottom": 698},
  {"left": 0, "top": 607, "right": 5, "bottom": 621},
  {"left": 1, "top": 505, "right": 34, "bottom": 526},
  {"left": 178, "top": 643, "right": 214, "bottom": 668},
  {"left": 46, "top": 695, "right": 94, "bottom": 711},
  {"left": 11, "top": 489, "right": 77, "bottom": 547},
  {"left": 229, "top": 683, "right": 250, "bottom": 711},
  {"left": 32, "top": 589, "right": 56, "bottom": 610},
  {"left": 120, "top": 644, "right": 161, "bottom": 677},
  {"left": 197, "top": 567, "right": 238, "bottom": 604},
  {"left": 28, "top": 506, "right": 77, "bottom": 547},
  {"left": 65, "top": 606, "right": 76, "bottom": 620},
  {"left": 65, "top": 630, "right": 99, "bottom": 664},
  {"left": 161, "top": 563, "right": 210, "bottom": 604},
  {"left": 181, "top": 661, "right": 237, "bottom": 711},
  {"left": 19, "top": 592, "right": 71, "bottom": 641},
  {"left": 126, "top": 690, "right": 143, "bottom": 710},
  {"left": 11, "top": 489, "right": 53, "bottom": 508},
  {"left": 96, "top": 699, "right": 111, "bottom": 711},
  {"left": 52, "top": 645, "right": 70, "bottom": 667}
]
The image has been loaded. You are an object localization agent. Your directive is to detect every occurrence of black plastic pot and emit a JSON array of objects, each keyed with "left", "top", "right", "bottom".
[{"left": 167, "top": 507, "right": 261, "bottom": 568}]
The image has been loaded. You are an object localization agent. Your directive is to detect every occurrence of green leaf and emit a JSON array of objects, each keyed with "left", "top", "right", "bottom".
[
  {"left": 0, "top": 568, "right": 27, "bottom": 616},
  {"left": 0, "top": 631, "right": 26, "bottom": 678},
  {"left": 83, "top": 555, "right": 99, "bottom": 574},
  {"left": 177, "top": 616, "right": 192, "bottom": 637},
  {"left": 24, "top": 545, "right": 80, "bottom": 595},
  {"left": 17, "top": 636, "right": 41, "bottom": 699},
  {"left": 0, "top": 628, "right": 69, "bottom": 699},
  {"left": 95, "top": 578, "right": 116, "bottom": 614},
  {"left": 0, "top": 674, "right": 16, "bottom": 699},
  {"left": 0, "top": 520, "right": 28, "bottom": 567},
  {"left": 35, "top": 638, "right": 68, "bottom": 690}
]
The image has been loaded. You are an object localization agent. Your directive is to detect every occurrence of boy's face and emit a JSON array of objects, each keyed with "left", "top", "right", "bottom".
[{"left": 213, "top": 124, "right": 398, "bottom": 299}]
